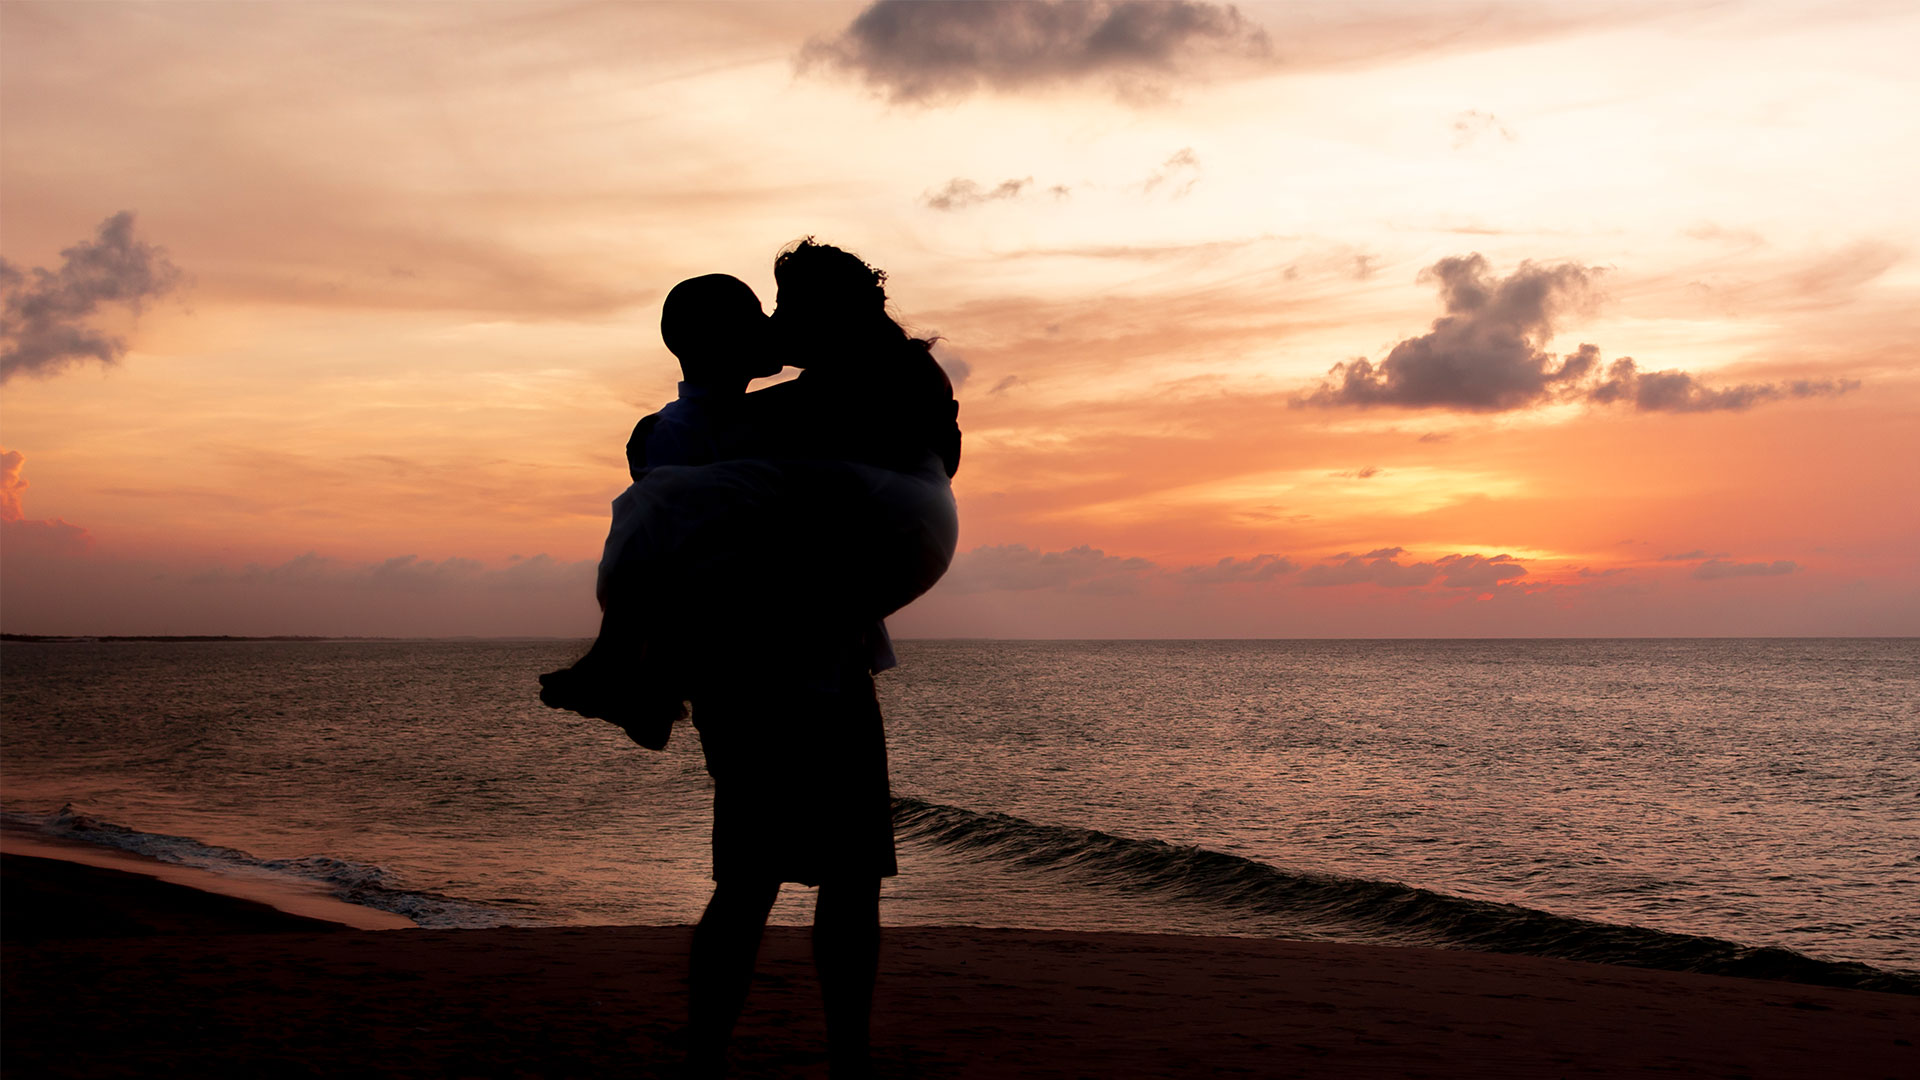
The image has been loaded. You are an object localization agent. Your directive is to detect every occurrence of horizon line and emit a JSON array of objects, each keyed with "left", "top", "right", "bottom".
[{"left": 5, "top": 633, "right": 1916, "bottom": 644}]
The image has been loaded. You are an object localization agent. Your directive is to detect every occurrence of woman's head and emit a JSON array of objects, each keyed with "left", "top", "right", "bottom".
[{"left": 771, "top": 238, "right": 910, "bottom": 366}]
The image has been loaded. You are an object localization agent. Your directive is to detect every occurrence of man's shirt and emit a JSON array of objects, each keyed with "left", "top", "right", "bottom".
[
  {"left": 618, "top": 379, "right": 898, "bottom": 676},
  {"left": 627, "top": 381, "right": 726, "bottom": 479}
]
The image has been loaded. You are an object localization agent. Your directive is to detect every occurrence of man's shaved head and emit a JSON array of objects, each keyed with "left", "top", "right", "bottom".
[{"left": 660, "top": 274, "right": 774, "bottom": 385}]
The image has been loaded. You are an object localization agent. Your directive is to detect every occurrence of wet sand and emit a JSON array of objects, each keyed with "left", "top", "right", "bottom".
[
  {"left": 3, "top": 850, "right": 1915, "bottom": 1078},
  {"left": 1, "top": 832, "right": 415, "bottom": 931}
]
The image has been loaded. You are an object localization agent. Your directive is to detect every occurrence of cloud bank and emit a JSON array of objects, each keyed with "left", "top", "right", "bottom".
[
  {"left": 933, "top": 543, "right": 1799, "bottom": 606},
  {"left": 1302, "top": 254, "right": 1858, "bottom": 413},
  {"left": 189, "top": 550, "right": 594, "bottom": 593},
  {"left": 1299, "top": 548, "right": 1432, "bottom": 588},
  {"left": 0, "top": 450, "right": 92, "bottom": 556},
  {"left": 1176, "top": 553, "right": 1297, "bottom": 584},
  {"left": 1693, "top": 558, "right": 1796, "bottom": 580},
  {"left": 802, "top": 0, "right": 1271, "bottom": 103},
  {"left": 1, "top": 212, "right": 184, "bottom": 382},
  {"left": 942, "top": 543, "right": 1156, "bottom": 595},
  {"left": 938, "top": 543, "right": 1528, "bottom": 596}
]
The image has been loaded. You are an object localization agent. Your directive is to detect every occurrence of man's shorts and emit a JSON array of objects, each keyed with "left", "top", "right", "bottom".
[{"left": 692, "top": 675, "right": 898, "bottom": 885}]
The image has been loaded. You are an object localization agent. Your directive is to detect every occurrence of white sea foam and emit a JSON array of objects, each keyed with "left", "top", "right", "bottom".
[{"left": 1, "top": 805, "right": 531, "bottom": 929}]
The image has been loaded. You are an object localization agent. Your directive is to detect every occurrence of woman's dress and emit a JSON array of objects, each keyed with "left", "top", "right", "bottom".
[{"left": 542, "top": 338, "right": 961, "bottom": 735}]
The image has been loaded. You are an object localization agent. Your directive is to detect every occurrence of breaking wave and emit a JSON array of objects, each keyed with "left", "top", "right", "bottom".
[{"left": 893, "top": 797, "right": 1918, "bottom": 994}]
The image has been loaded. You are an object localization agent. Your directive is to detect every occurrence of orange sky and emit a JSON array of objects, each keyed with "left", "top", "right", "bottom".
[{"left": 3, "top": 0, "right": 1916, "bottom": 637}]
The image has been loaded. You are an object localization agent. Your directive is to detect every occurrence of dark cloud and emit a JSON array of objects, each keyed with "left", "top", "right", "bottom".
[
  {"left": 1587, "top": 358, "right": 1857, "bottom": 413},
  {"left": 801, "top": 1, "right": 1271, "bottom": 103},
  {"left": 1297, "top": 548, "right": 1526, "bottom": 590},
  {"left": 1, "top": 212, "right": 184, "bottom": 382},
  {"left": 1417, "top": 431, "right": 1452, "bottom": 443},
  {"left": 988, "top": 375, "right": 1023, "bottom": 395},
  {"left": 1301, "top": 254, "right": 1602, "bottom": 411},
  {"left": 1435, "top": 553, "right": 1526, "bottom": 589},
  {"left": 0, "top": 450, "right": 91, "bottom": 556},
  {"left": 1176, "top": 554, "right": 1296, "bottom": 584},
  {"left": 1297, "top": 550, "right": 1437, "bottom": 588},
  {"left": 1302, "top": 253, "right": 1863, "bottom": 413},
  {"left": 924, "top": 176, "right": 1033, "bottom": 211},
  {"left": 1331, "top": 465, "right": 1381, "bottom": 479},
  {"left": 941, "top": 543, "right": 1157, "bottom": 594},
  {"left": 1693, "top": 558, "right": 1796, "bottom": 580}
]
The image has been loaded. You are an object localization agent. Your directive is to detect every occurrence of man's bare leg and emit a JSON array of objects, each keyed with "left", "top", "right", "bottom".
[
  {"left": 687, "top": 879, "right": 779, "bottom": 1076},
  {"left": 814, "top": 877, "right": 881, "bottom": 1079}
]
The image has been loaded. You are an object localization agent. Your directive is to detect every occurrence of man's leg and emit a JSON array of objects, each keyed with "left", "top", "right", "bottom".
[
  {"left": 687, "top": 879, "right": 779, "bottom": 1074},
  {"left": 813, "top": 877, "right": 882, "bottom": 1078}
]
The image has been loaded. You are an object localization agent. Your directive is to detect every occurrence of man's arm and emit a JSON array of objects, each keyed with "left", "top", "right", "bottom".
[
  {"left": 626, "top": 413, "right": 662, "bottom": 481},
  {"left": 727, "top": 362, "right": 960, "bottom": 475},
  {"left": 722, "top": 379, "right": 807, "bottom": 460}
]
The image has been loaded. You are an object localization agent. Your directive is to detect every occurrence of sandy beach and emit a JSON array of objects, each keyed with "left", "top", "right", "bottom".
[{"left": 3, "top": 847, "right": 1915, "bottom": 1079}]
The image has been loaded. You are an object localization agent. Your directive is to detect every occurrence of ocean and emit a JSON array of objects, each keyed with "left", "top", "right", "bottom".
[{"left": 3, "top": 638, "right": 1915, "bottom": 992}]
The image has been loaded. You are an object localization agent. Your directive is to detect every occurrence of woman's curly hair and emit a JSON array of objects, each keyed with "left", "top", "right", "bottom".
[{"left": 773, "top": 237, "right": 889, "bottom": 312}]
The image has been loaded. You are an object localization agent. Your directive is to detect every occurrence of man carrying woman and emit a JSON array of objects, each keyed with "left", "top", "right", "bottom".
[{"left": 541, "top": 239, "right": 960, "bottom": 1079}]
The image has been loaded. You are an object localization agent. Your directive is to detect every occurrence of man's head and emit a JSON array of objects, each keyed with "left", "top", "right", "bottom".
[{"left": 661, "top": 274, "right": 780, "bottom": 388}]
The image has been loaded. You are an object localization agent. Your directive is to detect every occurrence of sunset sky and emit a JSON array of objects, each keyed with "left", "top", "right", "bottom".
[{"left": 3, "top": 0, "right": 1915, "bottom": 637}]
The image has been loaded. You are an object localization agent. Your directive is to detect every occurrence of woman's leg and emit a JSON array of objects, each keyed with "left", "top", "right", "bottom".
[
  {"left": 813, "top": 877, "right": 882, "bottom": 1078},
  {"left": 536, "top": 609, "right": 685, "bottom": 749},
  {"left": 687, "top": 879, "right": 780, "bottom": 1074}
]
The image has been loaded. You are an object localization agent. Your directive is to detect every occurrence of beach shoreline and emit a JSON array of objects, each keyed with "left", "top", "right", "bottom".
[
  {"left": 1, "top": 830, "right": 417, "bottom": 931},
  {"left": 4, "top": 848, "right": 1915, "bottom": 1078}
]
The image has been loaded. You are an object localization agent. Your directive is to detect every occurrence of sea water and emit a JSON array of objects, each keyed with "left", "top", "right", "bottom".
[{"left": 3, "top": 638, "right": 1914, "bottom": 990}]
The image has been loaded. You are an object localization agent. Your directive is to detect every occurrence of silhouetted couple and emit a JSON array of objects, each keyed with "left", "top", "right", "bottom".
[{"left": 540, "top": 239, "right": 961, "bottom": 1078}]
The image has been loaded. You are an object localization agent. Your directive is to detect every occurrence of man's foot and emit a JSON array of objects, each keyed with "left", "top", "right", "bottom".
[
  {"left": 679, "top": 1048, "right": 727, "bottom": 1079},
  {"left": 827, "top": 1050, "right": 873, "bottom": 1080}
]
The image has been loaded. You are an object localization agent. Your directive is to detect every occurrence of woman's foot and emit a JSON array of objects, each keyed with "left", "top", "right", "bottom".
[{"left": 538, "top": 656, "right": 685, "bottom": 749}]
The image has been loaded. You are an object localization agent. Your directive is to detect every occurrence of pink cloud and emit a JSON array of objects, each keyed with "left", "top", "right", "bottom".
[{"left": 0, "top": 450, "right": 91, "bottom": 556}]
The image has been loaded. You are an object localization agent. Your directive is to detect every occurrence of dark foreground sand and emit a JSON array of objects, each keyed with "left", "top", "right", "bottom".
[{"left": 3, "top": 852, "right": 1915, "bottom": 1079}]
